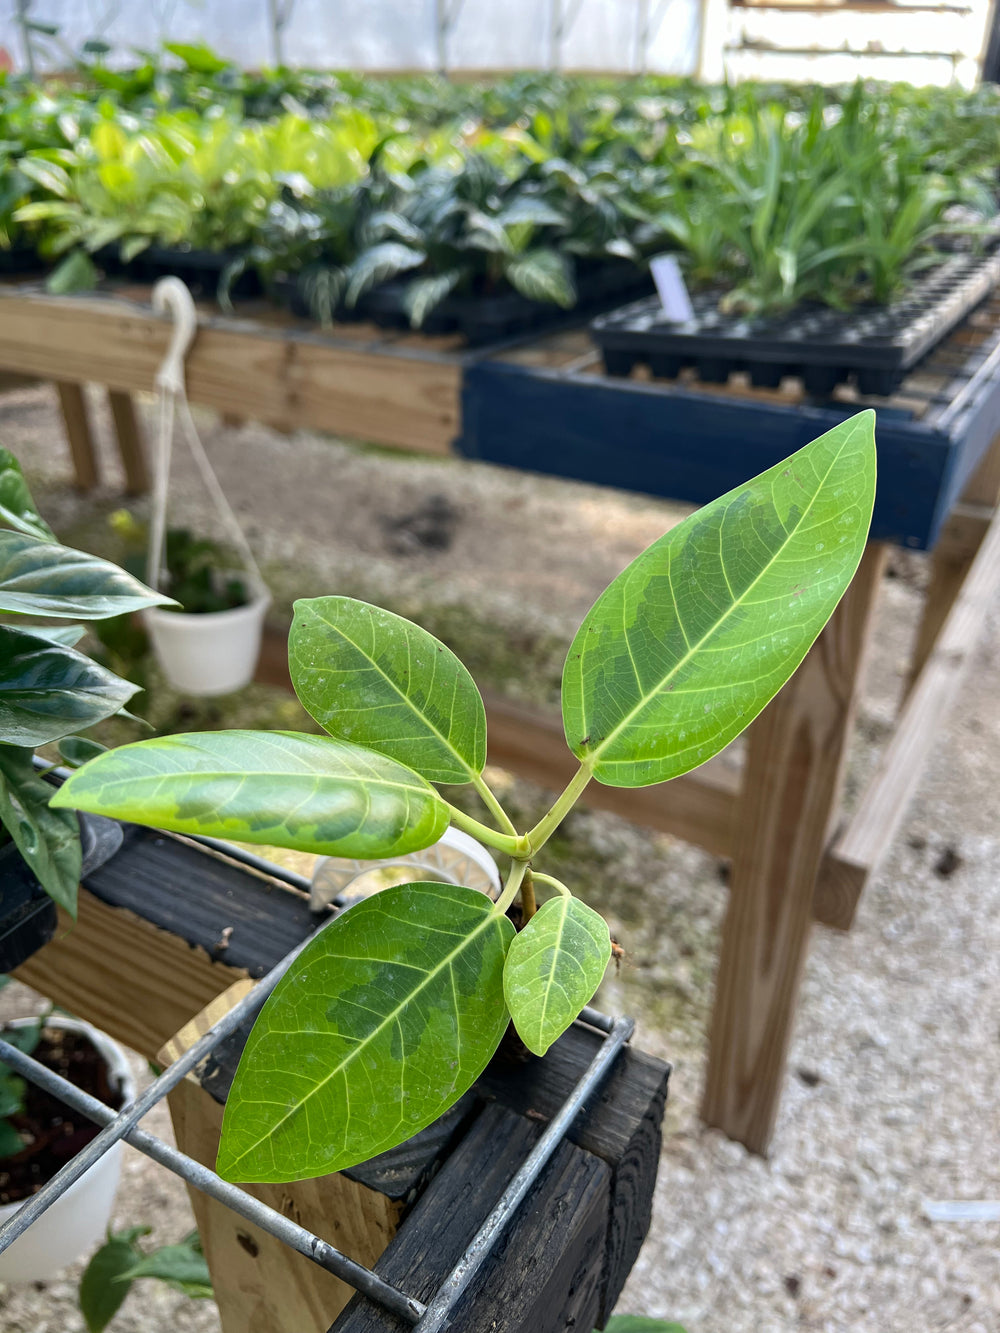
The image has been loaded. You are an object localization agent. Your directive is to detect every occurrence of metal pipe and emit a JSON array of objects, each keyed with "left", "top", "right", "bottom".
[
  {"left": 0, "top": 939, "right": 307, "bottom": 1252},
  {"left": 0, "top": 1040, "right": 425, "bottom": 1324},
  {"left": 413, "top": 1014, "right": 635, "bottom": 1332}
]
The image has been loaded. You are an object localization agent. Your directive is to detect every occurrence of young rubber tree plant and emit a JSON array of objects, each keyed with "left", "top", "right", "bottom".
[{"left": 53, "top": 411, "right": 876, "bottom": 1183}]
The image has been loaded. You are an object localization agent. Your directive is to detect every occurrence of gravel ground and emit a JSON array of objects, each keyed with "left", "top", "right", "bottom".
[{"left": 2, "top": 386, "right": 998, "bottom": 1332}]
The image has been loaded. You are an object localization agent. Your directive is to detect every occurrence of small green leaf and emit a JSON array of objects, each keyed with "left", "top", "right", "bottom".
[
  {"left": 562, "top": 412, "right": 876, "bottom": 786},
  {"left": 80, "top": 1228, "right": 151, "bottom": 1333},
  {"left": 58, "top": 737, "right": 109, "bottom": 767},
  {"left": 0, "top": 1119, "right": 24, "bottom": 1156},
  {"left": 46, "top": 251, "right": 99, "bottom": 296},
  {"left": 504, "top": 248, "right": 575, "bottom": 307},
  {"left": 290, "top": 597, "right": 486, "bottom": 785},
  {"left": 0, "top": 448, "right": 55, "bottom": 542},
  {"left": 116, "top": 1235, "right": 212, "bottom": 1293},
  {"left": 218, "top": 883, "right": 513, "bottom": 1181},
  {"left": 0, "top": 746, "right": 81, "bottom": 915},
  {"left": 0, "top": 626, "right": 139, "bottom": 747},
  {"left": 51, "top": 731, "right": 449, "bottom": 859},
  {"left": 0, "top": 532, "right": 174, "bottom": 620},
  {"left": 504, "top": 895, "right": 611, "bottom": 1055}
]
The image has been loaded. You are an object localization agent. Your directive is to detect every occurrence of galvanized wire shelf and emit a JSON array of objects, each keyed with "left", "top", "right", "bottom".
[{"left": 0, "top": 837, "right": 634, "bottom": 1332}]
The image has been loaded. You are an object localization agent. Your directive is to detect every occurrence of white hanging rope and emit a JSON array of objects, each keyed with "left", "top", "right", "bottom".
[{"left": 147, "top": 278, "right": 268, "bottom": 604}]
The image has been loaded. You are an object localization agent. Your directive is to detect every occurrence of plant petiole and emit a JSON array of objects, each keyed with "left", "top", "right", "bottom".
[
  {"left": 444, "top": 803, "right": 526, "bottom": 857},
  {"left": 471, "top": 770, "right": 518, "bottom": 837},
  {"left": 523, "top": 762, "right": 592, "bottom": 854},
  {"left": 492, "top": 858, "right": 528, "bottom": 917},
  {"left": 530, "top": 871, "right": 572, "bottom": 900}
]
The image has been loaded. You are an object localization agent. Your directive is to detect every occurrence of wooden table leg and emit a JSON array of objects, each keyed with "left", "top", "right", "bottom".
[
  {"left": 55, "top": 381, "right": 99, "bottom": 491},
  {"left": 701, "top": 543, "right": 888, "bottom": 1154},
  {"left": 909, "top": 429, "right": 1000, "bottom": 691},
  {"left": 107, "top": 389, "right": 149, "bottom": 495}
]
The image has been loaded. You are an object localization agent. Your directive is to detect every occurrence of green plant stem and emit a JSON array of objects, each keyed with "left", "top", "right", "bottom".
[
  {"left": 520, "top": 867, "right": 537, "bottom": 923},
  {"left": 492, "top": 858, "right": 528, "bottom": 917},
  {"left": 471, "top": 771, "right": 517, "bottom": 837},
  {"left": 524, "top": 762, "right": 592, "bottom": 854},
  {"left": 445, "top": 803, "right": 525, "bottom": 857},
  {"left": 530, "top": 871, "right": 571, "bottom": 899}
]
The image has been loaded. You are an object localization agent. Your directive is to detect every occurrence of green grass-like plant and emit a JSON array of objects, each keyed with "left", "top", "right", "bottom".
[{"left": 53, "top": 411, "right": 876, "bottom": 1181}]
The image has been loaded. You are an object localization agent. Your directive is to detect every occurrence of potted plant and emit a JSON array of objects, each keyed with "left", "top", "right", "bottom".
[
  {"left": 136, "top": 526, "right": 270, "bottom": 698},
  {"left": 0, "top": 1009, "right": 136, "bottom": 1283},
  {"left": 0, "top": 447, "right": 171, "bottom": 970},
  {"left": 53, "top": 412, "right": 876, "bottom": 1184}
]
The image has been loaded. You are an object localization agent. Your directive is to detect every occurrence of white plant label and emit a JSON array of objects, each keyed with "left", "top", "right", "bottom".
[{"left": 650, "top": 254, "right": 695, "bottom": 323}]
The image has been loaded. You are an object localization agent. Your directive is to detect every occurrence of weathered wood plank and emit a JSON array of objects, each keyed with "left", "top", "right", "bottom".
[
  {"left": 0, "top": 291, "right": 461, "bottom": 455},
  {"left": 13, "top": 824, "right": 316, "bottom": 1058},
  {"left": 107, "top": 389, "right": 149, "bottom": 494},
  {"left": 816, "top": 505, "right": 1000, "bottom": 927},
  {"left": 55, "top": 380, "right": 99, "bottom": 490},
  {"left": 703, "top": 544, "right": 887, "bottom": 1152},
  {"left": 329, "top": 1103, "right": 610, "bottom": 1333},
  {"left": 161, "top": 983, "right": 404, "bottom": 1333}
]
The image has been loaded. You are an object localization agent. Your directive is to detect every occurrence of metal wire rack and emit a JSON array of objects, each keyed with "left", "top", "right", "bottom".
[{"left": 0, "top": 838, "right": 634, "bottom": 1333}]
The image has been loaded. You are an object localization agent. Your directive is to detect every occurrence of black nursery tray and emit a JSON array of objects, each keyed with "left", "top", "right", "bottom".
[
  {"left": 591, "top": 246, "right": 1000, "bottom": 398},
  {"left": 280, "top": 259, "right": 652, "bottom": 346}
]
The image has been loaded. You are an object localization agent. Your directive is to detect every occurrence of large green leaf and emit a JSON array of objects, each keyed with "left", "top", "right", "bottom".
[
  {"left": 289, "top": 597, "right": 486, "bottom": 785},
  {"left": 0, "top": 745, "right": 81, "bottom": 915},
  {"left": 218, "top": 882, "right": 513, "bottom": 1181},
  {"left": 503, "top": 895, "right": 611, "bottom": 1055},
  {"left": 562, "top": 412, "right": 876, "bottom": 786},
  {"left": 0, "top": 625, "right": 140, "bottom": 747},
  {"left": 0, "top": 532, "right": 174, "bottom": 619},
  {"left": 0, "top": 448, "right": 55, "bottom": 542},
  {"left": 51, "top": 730, "right": 449, "bottom": 858}
]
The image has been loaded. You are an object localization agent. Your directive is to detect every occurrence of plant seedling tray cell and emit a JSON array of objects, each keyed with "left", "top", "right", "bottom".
[{"left": 591, "top": 247, "right": 1000, "bottom": 398}]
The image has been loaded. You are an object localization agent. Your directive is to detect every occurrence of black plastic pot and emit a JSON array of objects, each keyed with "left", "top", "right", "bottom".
[
  {"left": 0, "top": 814, "right": 123, "bottom": 972},
  {"left": 116, "top": 245, "right": 261, "bottom": 300},
  {"left": 0, "top": 245, "right": 47, "bottom": 277},
  {"left": 591, "top": 245, "right": 1000, "bottom": 398}
]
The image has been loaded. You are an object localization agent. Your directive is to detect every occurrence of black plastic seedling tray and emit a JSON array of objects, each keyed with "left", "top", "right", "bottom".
[
  {"left": 278, "top": 258, "right": 652, "bottom": 345},
  {"left": 591, "top": 247, "right": 1000, "bottom": 398}
]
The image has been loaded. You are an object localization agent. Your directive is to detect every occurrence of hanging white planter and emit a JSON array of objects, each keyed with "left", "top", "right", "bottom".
[
  {"left": 145, "top": 277, "right": 271, "bottom": 698},
  {"left": 144, "top": 591, "right": 271, "bottom": 697},
  {"left": 0, "top": 1016, "right": 136, "bottom": 1283}
]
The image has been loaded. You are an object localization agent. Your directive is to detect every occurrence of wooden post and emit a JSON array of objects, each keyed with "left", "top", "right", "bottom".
[
  {"left": 909, "top": 429, "right": 1000, "bottom": 690},
  {"left": 159, "top": 983, "right": 405, "bottom": 1333},
  {"left": 107, "top": 390, "right": 149, "bottom": 494},
  {"left": 55, "top": 381, "right": 99, "bottom": 491},
  {"left": 701, "top": 542, "right": 888, "bottom": 1154}
]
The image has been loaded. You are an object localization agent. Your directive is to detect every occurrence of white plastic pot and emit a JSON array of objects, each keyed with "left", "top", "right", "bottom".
[
  {"left": 311, "top": 824, "right": 502, "bottom": 911},
  {"left": 144, "top": 592, "right": 270, "bottom": 697},
  {"left": 0, "top": 1015, "right": 136, "bottom": 1283}
]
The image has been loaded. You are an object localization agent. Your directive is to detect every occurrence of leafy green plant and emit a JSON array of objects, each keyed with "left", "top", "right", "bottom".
[
  {"left": 79, "top": 1226, "right": 212, "bottom": 1332},
  {"left": 0, "top": 449, "right": 169, "bottom": 915},
  {"left": 53, "top": 413, "right": 875, "bottom": 1180},
  {"left": 0, "top": 1015, "right": 41, "bottom": 1156}
]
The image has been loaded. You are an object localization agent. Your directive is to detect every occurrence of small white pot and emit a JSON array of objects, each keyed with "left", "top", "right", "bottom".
[
  {"left": 144, "top": 592, "right": 270, "bottom": 697},
  {"left": 0, "top": 1016, "right": 136, "bottom": 1283}
]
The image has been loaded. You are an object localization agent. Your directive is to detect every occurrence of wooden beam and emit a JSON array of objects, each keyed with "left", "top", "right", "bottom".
[
  {"left": 13, "top": 887, "right": 245, "bottom": 1059},
  {"left": 55, "top": 380, "right": 99, "bottom": 491},
  {"left": 816, "top": 507, "right": 1000, "bottom": 928},
  {"left": 702, "top": 544, "right": 888, "bottom": 1153},
  {"left": 0, "top": 291, "right": 461, "bottom": 456},
  {"left": 107, "top": 389, "right": 149, "bottom": 494}
]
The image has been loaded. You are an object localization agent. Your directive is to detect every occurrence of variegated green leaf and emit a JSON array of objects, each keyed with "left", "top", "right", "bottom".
[
  {"left": 51, "top": 730, "right": 449, "bottom": 858},
  {"left": 218, "top": 882, "right": 513, "bottom": 1181},
  {"left": 290, "top": 597, "right": 486, "bottom": 785},
  {"left": 0, "top": 745, "right": 81, "bottom": 915},
  {"left": 0, "top": 532, "right": 174, "bottom": 619},
  {"left": 562, "top": 412, "right": 876, "bottom": 786},
  {"left": 503, "top": 895, "right": 610, "bottom": 1055}
]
